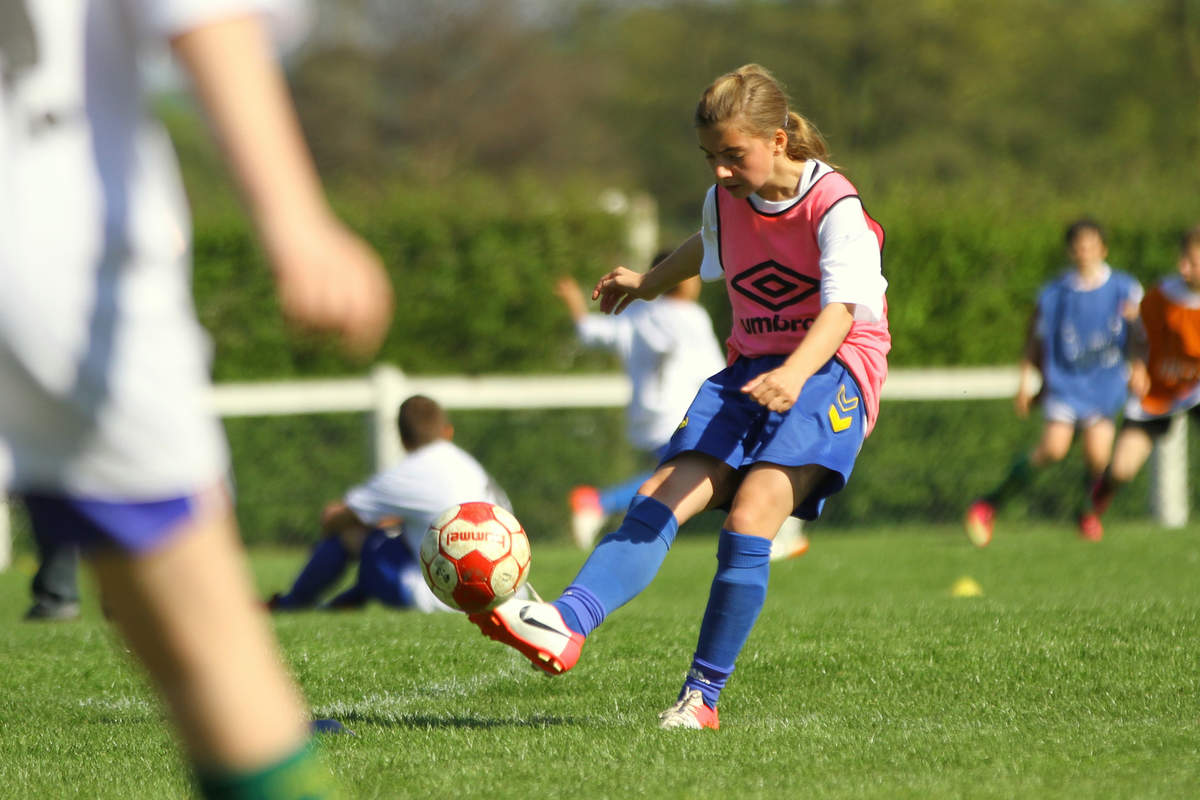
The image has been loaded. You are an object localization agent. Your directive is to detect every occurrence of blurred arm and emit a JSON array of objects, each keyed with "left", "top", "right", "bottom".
[{"left": 170, "top": 15, "right": 393, "bottom": 357}]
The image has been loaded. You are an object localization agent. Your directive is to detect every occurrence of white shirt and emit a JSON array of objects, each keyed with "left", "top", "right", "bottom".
[
  {"left": 344, "top": 439, "right": 511, "bottom": 556},
  {"left": 576, "top": 298, "right": 725, "bottom": 451},
  {"left": 0, "top": 1, "right": 301, "bottom": 496},
  {"left": 699, "top": 159, "right": 887, "bottom": 323}
]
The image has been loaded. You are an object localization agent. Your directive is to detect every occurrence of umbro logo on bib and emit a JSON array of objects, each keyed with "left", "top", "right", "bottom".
[{"left": 730, "top": 260, "right": 819, "bottom": 311}]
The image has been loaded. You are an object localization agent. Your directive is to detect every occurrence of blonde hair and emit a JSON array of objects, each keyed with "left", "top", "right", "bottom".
[{"left": 694, "top": 64, "right": 831, "bottom": 164}]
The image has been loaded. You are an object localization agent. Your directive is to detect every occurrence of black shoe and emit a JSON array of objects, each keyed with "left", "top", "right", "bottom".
[{"left": 24, "top": 600, "right": 81, "bottom": 621}]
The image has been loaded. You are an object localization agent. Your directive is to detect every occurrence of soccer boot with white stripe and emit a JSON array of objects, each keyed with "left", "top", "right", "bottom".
[
  {"left": 468, "top": 597, "right": 584, "bottom": 676},
  {"left": 658, "top": 688, "right": 720, "bottom": 730},
  {"left": 769, "top": 517, "right": 810, "bottom": 561}
]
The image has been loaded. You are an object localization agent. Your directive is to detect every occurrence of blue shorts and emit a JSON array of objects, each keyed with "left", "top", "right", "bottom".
[
  {"left": 21, "top": 492, "right": 197, "bottom": 554},
  {"left": 1041, "top": 392, "right": 1120, "bottom": 427},
  {"left": 660, "top": 355, "right": 867, "bottom": 520},
  {"left": 357, "top": 529, "right": 422, "bottom": 608}
]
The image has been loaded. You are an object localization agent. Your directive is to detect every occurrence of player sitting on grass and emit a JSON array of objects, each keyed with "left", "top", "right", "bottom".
[
  {"left": 270, "top": 395, "right": 511, "bottom": 612},
  {"left": 468, "top": 64, "right": 889, "bottom": 730},
  {"left": 1085, "top": 225, "right": 1200, "bottom": 521},
  {"left": 965, "top": 219, "right": 1143, "bottom": 545}
]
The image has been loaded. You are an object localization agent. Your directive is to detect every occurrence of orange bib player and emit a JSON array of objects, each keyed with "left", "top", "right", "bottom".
[{"left": 1089, "top": 224, "right": 1200, "bottom": 519}]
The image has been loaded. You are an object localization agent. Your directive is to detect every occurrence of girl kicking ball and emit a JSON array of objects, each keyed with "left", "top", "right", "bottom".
[{"left": 470, "top": 64, "right": 889, "bottom": 730}]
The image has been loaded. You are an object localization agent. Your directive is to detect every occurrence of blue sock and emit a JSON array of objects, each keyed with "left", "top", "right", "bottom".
[
  {"left": 683, "top": 529, "right": 772, "bottom": 708},
  {"left": 682, "top": 656, "right": 732, "bottom": 709},
  {"left": 277, "top": 537, "right": 349, "bottom": 608},
  {"left": 553, "top": 494, "right": 679, "bottom": 636}
]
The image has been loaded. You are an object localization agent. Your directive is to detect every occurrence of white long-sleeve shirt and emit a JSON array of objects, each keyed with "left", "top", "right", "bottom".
[{"left": 576, "top": 298, "right": 725, "bottom": 451}]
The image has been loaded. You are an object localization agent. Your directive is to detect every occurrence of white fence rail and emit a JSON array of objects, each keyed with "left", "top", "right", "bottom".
[{"left": 0, "top": 365, "right": 1187, "bottom": 570}]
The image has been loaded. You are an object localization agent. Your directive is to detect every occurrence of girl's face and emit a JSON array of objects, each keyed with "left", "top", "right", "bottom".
[
  {"left": 697, "top": 120, "right": 782, "bottom": 199},
  {"left": 1067, "top": 229, "right": 1107, "bottom": 270},
  {"left": 1179, "top": 245, "right": 1200, "bottom": 291}
]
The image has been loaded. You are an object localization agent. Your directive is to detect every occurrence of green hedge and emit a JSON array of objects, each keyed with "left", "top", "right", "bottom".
[
  {"left": 4, "top": 399, "right": 1166, "bottom": 553},
  {"left": 190, "top": 204, "right": 1194, "bottom": 544},
  {"left": 193, "top": 187, "right": 627, "bottom": 380},
  {"left": 248, "top": 401, "right": 1167, "bottom": 547},
  {"left": 10, "top": 204, "right": 1190, "bottom": 552}
]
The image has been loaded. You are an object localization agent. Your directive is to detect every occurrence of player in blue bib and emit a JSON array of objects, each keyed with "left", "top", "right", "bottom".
[{"left": 965, "top": 218, "right": 1143, "bottom": 545}]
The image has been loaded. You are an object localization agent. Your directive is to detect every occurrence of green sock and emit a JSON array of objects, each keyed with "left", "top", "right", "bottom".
[
  {"left": 196, "top": 742, "right": 338, "bottom": 800},
  {"left": 984, "top": 454, "right": 1033, "bottom": 507}
]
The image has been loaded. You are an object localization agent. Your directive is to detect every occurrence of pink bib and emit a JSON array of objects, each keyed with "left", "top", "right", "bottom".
[{"left": 715, "top": 172, "right": 890, "bottom": 435}]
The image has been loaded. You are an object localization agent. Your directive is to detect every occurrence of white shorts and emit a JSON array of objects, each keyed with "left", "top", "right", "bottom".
[{"left": 0, "top": 257, "right": 229, "bottom": 500}]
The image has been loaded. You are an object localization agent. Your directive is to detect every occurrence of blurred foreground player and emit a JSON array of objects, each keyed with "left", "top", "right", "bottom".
[{"left": 0, "top": 3, "right": 391, "bottom": 798}]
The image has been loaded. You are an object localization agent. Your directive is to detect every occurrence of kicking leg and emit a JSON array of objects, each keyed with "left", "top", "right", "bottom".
[{"left": 471, "top": 453, "right": 737, "bottom": 675}]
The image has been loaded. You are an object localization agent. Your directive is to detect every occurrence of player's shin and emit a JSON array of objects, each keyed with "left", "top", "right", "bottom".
[
  {"left": 554, "top": 494, "right": 680, "bottom": 635},
  {"left": 681, "top": 529, "right": 772, "bottom": 708}
]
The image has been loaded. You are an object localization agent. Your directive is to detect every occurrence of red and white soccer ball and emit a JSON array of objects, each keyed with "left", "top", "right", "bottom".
[{"left": 420, "top": 502, "right": 531, "bottom": 613}]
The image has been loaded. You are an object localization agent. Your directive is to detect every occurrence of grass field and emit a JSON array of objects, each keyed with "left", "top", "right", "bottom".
[{"left": 1, "top": 521, "right": 1197, "bottom": 799}]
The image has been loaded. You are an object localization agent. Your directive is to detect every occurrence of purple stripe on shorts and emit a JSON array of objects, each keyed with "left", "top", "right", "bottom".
[{"left": 21, "top": 493, "right": 196, "bottom": 554}]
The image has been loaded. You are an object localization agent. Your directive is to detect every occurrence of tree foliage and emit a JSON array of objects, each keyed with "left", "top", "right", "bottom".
[{"left": 280, "top": 0, "right": 1198, "bottom": 238}]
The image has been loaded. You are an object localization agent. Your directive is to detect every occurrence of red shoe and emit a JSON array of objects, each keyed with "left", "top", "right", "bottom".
[
  {"left": 658, "top": 689, "right": 720, "bottom": 730},
  {"left": 468, "top": 597, "right": 585, "bottom": 676},
  {"left": 1078, "top": 512, "right": 1103, "bottom": 542},
  {"left": 769, "top": 518, "right": 810, "bottom": 561},
  {"left": 964, "top": 500, "right": 995, "bottom": 548},
  {"left": 568, "top": 485, "right": 605, "bottom": 550}
]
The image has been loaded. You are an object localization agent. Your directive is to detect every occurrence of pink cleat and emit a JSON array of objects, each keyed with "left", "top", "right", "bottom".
[
  {"left": 658, "top": 689, "right": 720, "bottom": 730},
  {"left": 1077, "top": 512, "right": 1103, "bottom": 542},
  {"left": 469, "top": 597, "right": 585, "bottom": 676},
  {"left": 568, "top": 485, "right": 605, "bottom": 550},
  {"left": 964, "top": 500, "right": 995, "bottom": 548},
  {"left": 769, "top": 517, "right": 810, "bottom": 561}
]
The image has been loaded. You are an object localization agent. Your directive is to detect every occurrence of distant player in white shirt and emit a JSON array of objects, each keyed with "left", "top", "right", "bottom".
[
  {"left": 270, "top": 396, "right": 511, "bottom": 613},
  {"left": 0, "top": 3, "right": 391, "bottom": 797},
  {"left": 556, "top": 253, "right": 725, "bottom": 548}
]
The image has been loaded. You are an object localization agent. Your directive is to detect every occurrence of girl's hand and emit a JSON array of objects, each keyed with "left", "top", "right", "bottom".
[
  {"left": 1013, "top": 388, "right": 1034, "bottom": 419},
  {"left": 1128, "top": 360, "right": 1150, "bottom": 397},
  {"left": 742, "top": 364, "right": 807, "bottom": 412},
  {"left": 265, "top": 213, "right": 393, "bottom": 359},
  {"left": 592, "top": 267, "right": 649, "bottom": 315}
]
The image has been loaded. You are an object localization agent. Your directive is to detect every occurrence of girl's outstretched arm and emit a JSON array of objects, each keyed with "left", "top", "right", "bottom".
[
  {"left": 593, "top": 233, "right": 703, "bottom": 314},
  {"left": 741, "top": 302, "right": 856, "bottom": 412},
  {"left": 171, "top": 15, "right": 393, "bottom": 358}
]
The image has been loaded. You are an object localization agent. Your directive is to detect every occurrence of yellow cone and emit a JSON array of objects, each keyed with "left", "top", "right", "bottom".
[{"left": 950, "top": 576, "right": 983, "bottom": 597}]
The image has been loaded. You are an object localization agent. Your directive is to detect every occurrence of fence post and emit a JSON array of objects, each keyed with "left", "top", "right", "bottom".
[
  {"left": 0, "top": 496, "right": 9, "bottom": 571},
  {"left": 1150, "top": 414, "right": 1188, "bottom": 527},
  {"left": 598, "top": 189, "right": 659, "bottom": 269},
  {"left": 369, "top": 364, "right": 408, "bottom": 472},
  {"left": 627, "top": 192, "right": 659, "bottom": 270}
]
